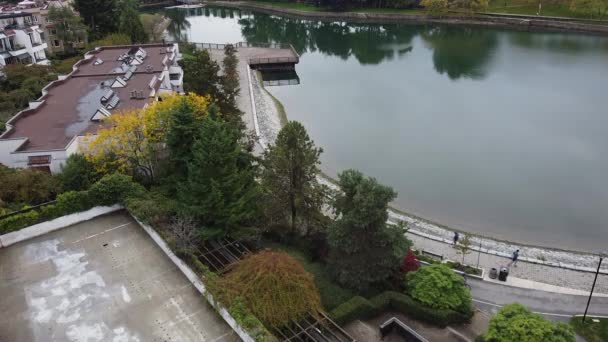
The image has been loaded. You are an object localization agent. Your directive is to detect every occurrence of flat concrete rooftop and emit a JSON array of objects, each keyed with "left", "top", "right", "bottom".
[{"left": 0, "top": 211, "right": 238, "bottom": 342}]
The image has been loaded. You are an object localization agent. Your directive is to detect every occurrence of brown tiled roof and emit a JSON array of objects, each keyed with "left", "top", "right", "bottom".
[{"left": 2, "top": 43, "right": 176, "bottom": 152}]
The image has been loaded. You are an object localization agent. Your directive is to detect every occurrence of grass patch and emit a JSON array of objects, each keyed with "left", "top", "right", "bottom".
[
  {"left": 487, "top": 0, "right": 588, "bottom": 18},
  {"left": 253, "top": 1, "right": 329, "bottom": 11},
  {"left": 571, "top": 316, "right": 608, "bottom": 342},
  {"left": 351, "top": 7, "right": 426, "bottom": 14},
  {"left": 260, "top": 241, "right": 355, "bottom": 311}
]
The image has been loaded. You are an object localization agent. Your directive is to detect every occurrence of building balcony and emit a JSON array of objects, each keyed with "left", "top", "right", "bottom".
[
  {"left": 31, "top": 42, "right": 47, "bottom": 51},
  {"left": 8, "top": 46, "right": 28, "bottom": 57}
]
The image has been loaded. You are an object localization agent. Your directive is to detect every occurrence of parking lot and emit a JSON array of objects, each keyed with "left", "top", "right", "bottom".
[{"left": 0, "top": 211, "right": 238, "bottom": 342}]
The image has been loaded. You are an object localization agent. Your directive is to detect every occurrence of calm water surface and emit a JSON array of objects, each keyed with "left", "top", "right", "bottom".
[{"left": 168, "top": 7, "right": 608, "bottom": 251}]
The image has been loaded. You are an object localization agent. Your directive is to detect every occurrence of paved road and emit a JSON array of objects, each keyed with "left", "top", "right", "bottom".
[{"left": 469, "top": 278, "right": 608, "bottom": 321}]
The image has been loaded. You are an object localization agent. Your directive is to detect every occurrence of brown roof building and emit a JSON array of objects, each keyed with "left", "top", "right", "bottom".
[{"left": 0, "top": 43, "right": 184, "bottom": 173}]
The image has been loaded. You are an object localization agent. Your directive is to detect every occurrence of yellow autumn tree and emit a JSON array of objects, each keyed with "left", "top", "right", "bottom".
[{"left": 84, "top": 93, "right": 211, "bottom": 184}]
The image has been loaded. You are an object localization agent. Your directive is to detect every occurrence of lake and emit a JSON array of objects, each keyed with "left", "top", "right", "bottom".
[{"left": 167, "top": 6, "right": 608, "bottom": 251}]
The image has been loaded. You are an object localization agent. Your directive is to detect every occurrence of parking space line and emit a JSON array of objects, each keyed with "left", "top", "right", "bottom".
[{"left": 71, "top": 222, "right": 131, "bottom": 244}]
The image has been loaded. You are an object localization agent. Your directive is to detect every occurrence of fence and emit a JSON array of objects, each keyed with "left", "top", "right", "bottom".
[
  {"left": 190, "top": 41, "right": 294, "bottom": 50},
  {"left": 263, "top": 79, "right": 300, "bottom": 87},
  {"left": 0, "top": 201, "right": 56, "bottom": 221},
  {"left": 248, "top": 56, "right": 299, "bottom": 65}
]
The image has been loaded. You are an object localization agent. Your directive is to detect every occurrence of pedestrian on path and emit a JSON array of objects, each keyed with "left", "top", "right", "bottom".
[
  {"left": 453, "top": 231, "right": 459, "bottom": 246},
  {"left": 511, "top": 249, "right": 520, "bottom": 267}
]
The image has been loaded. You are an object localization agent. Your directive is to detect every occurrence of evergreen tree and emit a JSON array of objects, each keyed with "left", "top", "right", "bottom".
[
  {"left": 180, "top": 49, "right": 222, "bottom": 99},
  {"left": 73, "top": 0, "right": 118, "bottom": 38},
  {"left": 327, "top": 169, "right": 411, "bottom": 292},
  {"left": 260, "top": 121, "right": 327, "bottom": 235},
  {"left": 118, "top": 0, "right": 147, "bottom": 43},
  {"left": 179, "top": 114, "right": 259, "bottom": 239},
  {"left": 219, "top": 44, "right": 244, "bottom": 131},
  {"left": 166, "top": 99, "right": 206, "bottom": 178}
]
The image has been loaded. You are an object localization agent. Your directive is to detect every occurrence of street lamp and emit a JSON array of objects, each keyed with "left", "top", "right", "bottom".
[{"left": 583, "top": 251, "right": 607, "bottom": 323}]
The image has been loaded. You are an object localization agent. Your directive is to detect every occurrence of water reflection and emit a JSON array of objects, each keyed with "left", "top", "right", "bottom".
[
  {"left": 421, "top": 26, "right": 497, "bottom": 80},
  {"left": 169, "top": 7, "right": 608, "bottom": 81},
  {"left": 165, "top": 8, "right": 191, "bottom": 42}
]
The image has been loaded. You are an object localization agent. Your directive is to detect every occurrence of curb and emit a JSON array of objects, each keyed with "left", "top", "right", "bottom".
[
  {"left": 131, "top": 214, "right": 256, "bottom": 342},
  {"left": 0, "top": 205, "right": 123, "bottom": 248}
]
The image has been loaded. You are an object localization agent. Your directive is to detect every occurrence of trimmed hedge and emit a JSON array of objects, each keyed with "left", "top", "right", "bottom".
[
  {"left": 0, "top": 210, "right": 40, "bottom": 233},
  {"left": 330, "top": 291, "right": 473, "bottom": 327},
  {"left": 0, "top": 173, "right": 142, "bottom": 234}
]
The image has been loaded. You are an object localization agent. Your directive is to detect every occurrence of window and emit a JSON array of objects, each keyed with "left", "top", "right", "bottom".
[
  {"left": 170, "top": 73, "right": 180, "bottom": 81},
  {"left": 50, "top": 29, "right": 56, "bottom": 35},
  {"left": 28, "top": 155, "right": 51, "bottom": 166},
  {"left": 53, "top": 40, "right": 60, "bottom": 47}
]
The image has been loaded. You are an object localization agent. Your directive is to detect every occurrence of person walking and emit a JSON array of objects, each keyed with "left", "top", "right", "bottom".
[
  {"left": 453, "top": 231, "right": 459, "bottom": 246},
  {"left": 511, "top": 249, "right": 520, "bottom": 267}
]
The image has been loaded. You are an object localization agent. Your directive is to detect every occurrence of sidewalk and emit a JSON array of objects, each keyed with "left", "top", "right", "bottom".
[{"left": 407, "top": 232, "right": 608, "bottom": 295}]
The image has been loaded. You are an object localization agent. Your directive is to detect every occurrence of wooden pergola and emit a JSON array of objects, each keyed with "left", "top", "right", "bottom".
[
  {"left": 192, "top": 238, "right": 251, "bottom": 273},
  {"left": 272, "top": 312, "right": 355, "bottom": 342}
]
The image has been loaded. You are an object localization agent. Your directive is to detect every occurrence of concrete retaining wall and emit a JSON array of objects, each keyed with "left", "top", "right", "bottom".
[
  {"left": 0, "top": 205, "right": 123, "bottom": 248},
  {"left": 131, "top": 214, "right": 256, "bottom": 342},
  {"left": 204, "top": 1, "right": 608, "bottom": 36}
]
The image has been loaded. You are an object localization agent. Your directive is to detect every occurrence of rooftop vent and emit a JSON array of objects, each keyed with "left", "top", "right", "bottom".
[
  {"left": 145, "top": 65, "right": 154, "bottom": 73},
  {"left": 106, "top": 95, "right": 120, "bottom": 109},
  {"left": 91, "top": 107, "right": 111, "bottom": 121},
  {"left": 123, "top": 70, "right": 133, "bottom": 81},
  {"left": 101, "top": 89, "right": 114, "bottom": 102},
  {"left": 129, "top": 90, "right": 146, "bottom": 99},
  {"left": 111, "top": 77, "right": 127, "bottom": 88},
  {"left": 149, "top": 75, "right": 157, "bottom": 89},
  {"left": 93, "top": 58, "right": 103, "bottom": 65}
]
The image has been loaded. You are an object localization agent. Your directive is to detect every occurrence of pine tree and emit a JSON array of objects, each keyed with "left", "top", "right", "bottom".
[
  {"left": 219, "top": 44, "right": 244, "bottom": 133},
  {"left": 260, "top": 121, "right": 327, "bottom": 236},
  {"left": 73, "top": 0, "right": 118, "bottom": 38},
  {"left": 166, "top": 99, "right": 205, "bottom": 178},
  {"left": 179, "top": 114, "right": 259, "bottom": 239},
  {"left": 328, "top": 169, "right": 411, "bottom": 292},
  {"left": 118, "top": 0, "right": 147, "bottom": 43}
]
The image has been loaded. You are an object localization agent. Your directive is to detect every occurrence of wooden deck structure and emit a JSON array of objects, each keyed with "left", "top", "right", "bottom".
[{"left": 189, "top": 41, "right": 300, "bottom": 71}]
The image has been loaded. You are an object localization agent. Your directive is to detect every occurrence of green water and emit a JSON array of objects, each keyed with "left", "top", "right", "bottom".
[{"left": 168, "top": 7, "right": 608, "bottom": 251}]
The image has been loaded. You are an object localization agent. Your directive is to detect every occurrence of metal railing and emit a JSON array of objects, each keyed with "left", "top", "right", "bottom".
[
  {"left": 263, "top": 79, "right": 300, "bottom": 87},
  {"left": 189, "top": 41, "right": 295, "bottom": 50},
  {"left": 248, "top": 56, "right": 299, "bottom": 65},
  {"left": 0, "top": 200, "right": 56, "bottom": 221}
]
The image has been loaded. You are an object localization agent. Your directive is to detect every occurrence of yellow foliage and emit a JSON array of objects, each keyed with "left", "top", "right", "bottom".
[{"left": 84, "top": 93, "right": 211, "bottom": 180}]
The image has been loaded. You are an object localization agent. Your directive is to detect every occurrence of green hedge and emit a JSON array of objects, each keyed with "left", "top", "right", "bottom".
[
  {"left": 0, "top": 173, "right": 142, "bottom": 234},
  {"left": 330, "top": 291, "right": 473, "bottom": 327},
  {"left": 0, "top": 210, "right": 40, "bottom": 234}
]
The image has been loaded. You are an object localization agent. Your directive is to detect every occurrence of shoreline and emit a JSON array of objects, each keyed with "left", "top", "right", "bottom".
[
  {"left": 202, "top": 0, "right": 608, "bottom": 36},
  {"left": 246, "top": 69, "right": 608, "bottom": 280}
]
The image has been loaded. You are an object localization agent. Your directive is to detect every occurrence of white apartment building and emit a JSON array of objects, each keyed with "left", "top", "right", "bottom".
[
  {"left": 0, "top": 43, "right": 184, "bottom": 173},
  {"left": 0, "top": 11, "right": 49, "bottom": 67}
]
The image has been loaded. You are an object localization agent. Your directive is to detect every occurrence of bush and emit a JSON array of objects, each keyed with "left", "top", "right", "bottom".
[
  {"left": 0, "top": 165, "right": 60, "bottom": 205},
  {"left": 485, "top": 303, "right": 575, "bottom": 342},
  {"left": 215, "top": 250, "right": 322, "bottom": 328},
  {"left": 331, "top": 296, "right": 379, "bottom": 325},
  {"left": 125, "top": 190, "right": 176, "bottom": 225},
  {"left": 421, "top": 0, "right": 448, "bottom": 15},
  {"left": 58, "top": 154, "right": 99, "bottom": 192},
  {"left": 406, "top": 264, "right": 472, "bottom": 313},
  {"left": 89, "top": 173, "right": 145, "bottom": 206},
  {"left": 0, "top": 210, "right": 40, "bottom": 234},
  {"left": 330, "top": 291, "right": 472, "bottom": 327},
  {"left": 55, "top": 190, "right": 93, "bottom": 214}
]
